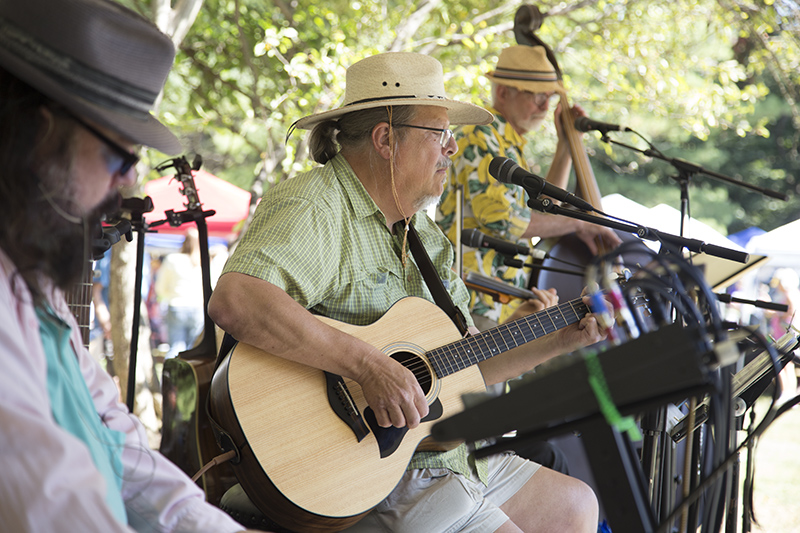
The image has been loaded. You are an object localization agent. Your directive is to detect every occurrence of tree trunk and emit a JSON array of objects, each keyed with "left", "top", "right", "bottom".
[{"left": 109, "top": 233, "right": 161, "bottom": 447}]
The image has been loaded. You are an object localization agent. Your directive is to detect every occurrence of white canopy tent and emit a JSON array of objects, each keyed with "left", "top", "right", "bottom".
[
  {"left": 601, "top": 193, "right": 745, "bottom": 252},
  {"left": 746, "top": 218, "right": 800, "bottom": 269}
]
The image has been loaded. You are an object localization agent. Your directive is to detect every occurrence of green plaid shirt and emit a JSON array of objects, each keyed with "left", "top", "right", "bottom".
[
  {"left": 437, "top": 109, "right": 533, "bottom": 324},
  {"left": 223, "top": 153, "right": 488, "bottom": 482}
]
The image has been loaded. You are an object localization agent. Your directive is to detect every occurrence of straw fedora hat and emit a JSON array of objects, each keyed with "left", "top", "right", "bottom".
[
  {"left": 486, "top": 45, "right": 562, "bottom": 94},
  {"left": 0, "top": 0, "right": 181, "bottom": 154},
  {"left": 293, "top": 52, "right": 493, "bottom": 130}
]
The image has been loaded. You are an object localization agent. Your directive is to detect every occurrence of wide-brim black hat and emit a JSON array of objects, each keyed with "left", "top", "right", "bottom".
[{"left": 0, "top": 0, "right": 182, "bottom": 154}]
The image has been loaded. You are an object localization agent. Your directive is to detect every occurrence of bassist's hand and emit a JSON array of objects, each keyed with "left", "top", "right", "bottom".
[
  {"left": 554, "top": 102, "right": 586, "bottom": 143},
  {"left": 356, "top": 355, "right": 429, "bottom": 429},
  {"left": 574, "top": 222, "right": 622, "bottom": 255},
  {"left": 502, "top": 287, "right": 559, "bottom": 324}
]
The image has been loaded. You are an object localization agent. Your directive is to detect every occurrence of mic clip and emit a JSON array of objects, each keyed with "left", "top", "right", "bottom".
[{"left": 527, "top": 196, "right": 555, "bottom": 213}]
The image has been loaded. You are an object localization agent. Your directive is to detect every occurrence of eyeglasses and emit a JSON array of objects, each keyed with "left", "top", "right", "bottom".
[
  {"left": 65, "top": 112, "right": 140, "bottom": 175},
  {"left": 528, "top": 92, "right": 558, "bottom": 107},
  {"left": 393, "top": 123, "right": 454, "bottom": 149}
]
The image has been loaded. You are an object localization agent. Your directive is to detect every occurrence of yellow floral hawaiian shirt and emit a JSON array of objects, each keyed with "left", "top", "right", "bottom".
[{"left": 437, "top": 108, "right": 533, "bottom": 324}]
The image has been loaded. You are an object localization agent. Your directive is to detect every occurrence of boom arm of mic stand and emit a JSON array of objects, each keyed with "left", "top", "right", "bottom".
[
  {"left": 502, "top": 256, "right": 585, "bottom": 277},
  {"left": 529, "top": 197, "right": 750, "bottom": 264},
  {"left": 715, "top": 293, "right": 788, "bottom": 313},
  {"left": 149, "top": 207, "right": 217, "bottom": 230},
  {"left": 600, "top": 136, "right": 788, "bottom": 201}
]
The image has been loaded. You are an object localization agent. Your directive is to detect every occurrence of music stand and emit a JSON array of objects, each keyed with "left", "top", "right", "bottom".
[
  {"left": 432, "top": 324, "right": 718, "bottom": 533},
  {"left": 687, "top": 252, "right": 769, "bottom": 291}
]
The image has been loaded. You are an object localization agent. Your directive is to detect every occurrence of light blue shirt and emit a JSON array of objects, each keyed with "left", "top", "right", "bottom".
[{"left": 39, "top": 306, "right": 127, "bottom": 525}]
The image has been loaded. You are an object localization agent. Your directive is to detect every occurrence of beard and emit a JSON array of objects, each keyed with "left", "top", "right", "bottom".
[
  {"left": 34, "top": 158, "right": 123, "bottom": 291},
  {"left": 517, "top": 115, "right": 546, "bottom": 135},
  {"left": 412, "top": 193, "right": 442, "bottom": 213},
  {"left": 412, "top": 159, "right": 451, "bottom": 212}
]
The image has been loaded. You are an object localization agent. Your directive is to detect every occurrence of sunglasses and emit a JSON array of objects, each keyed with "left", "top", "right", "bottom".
[
  {"left": 393, "top": 123, "right": 454, "bottom": 149},
  {"left": 61, "top": 111, "right": 140, "bottom": 175}
]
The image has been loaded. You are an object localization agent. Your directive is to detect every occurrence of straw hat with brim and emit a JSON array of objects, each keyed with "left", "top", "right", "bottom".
[
  {"left": 486, "top": 45, "right": 562, "bottom": 94},
  {"left": 0, "top": 0, "right": 182, "bottom": 155},
  {"left": 293, "top": 52, "right": 493, "bottom": 131}
]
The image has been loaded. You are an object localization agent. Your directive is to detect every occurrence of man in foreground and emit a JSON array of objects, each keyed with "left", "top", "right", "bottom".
[
  {"left": 210, "top": 51, "right": 603, "bottom": 532},
  {"left": 0, "top": 1, "right": 257, "bottom": 530}
]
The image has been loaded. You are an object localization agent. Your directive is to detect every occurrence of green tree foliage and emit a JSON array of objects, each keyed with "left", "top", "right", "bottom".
[{"left": 132, "top": 0, "right": 799, "bottom": 234}]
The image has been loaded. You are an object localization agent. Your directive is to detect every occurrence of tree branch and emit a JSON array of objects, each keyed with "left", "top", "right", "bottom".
[{"left": 390, "top": 0, "right": 443, "bottom": 51}]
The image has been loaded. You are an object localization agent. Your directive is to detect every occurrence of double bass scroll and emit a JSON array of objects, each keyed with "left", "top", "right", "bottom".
[
  {"left": 514, "top": 5, "right": 645, "bottom": 299},
  {"left": 514, "top": 5, "right": 605, "bottom": 213}
]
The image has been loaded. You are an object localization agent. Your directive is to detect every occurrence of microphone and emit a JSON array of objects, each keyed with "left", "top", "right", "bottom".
[
  {"left": 574, "top": 116, "right": 630, "bottom": 134},
  {"left": 488, "top": 157, "right": 595, "bottom": 212},
  {"left": 462, "top": 228, "right": 529, "bottom": 256}
]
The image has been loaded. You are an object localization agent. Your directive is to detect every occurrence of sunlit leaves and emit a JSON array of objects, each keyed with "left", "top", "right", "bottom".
[{"left": 133, "top": 0, "right": 798, "bottom": 231}]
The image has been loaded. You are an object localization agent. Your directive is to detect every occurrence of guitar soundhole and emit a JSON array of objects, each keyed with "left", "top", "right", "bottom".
[{"left": 392, "top": 351, "right": 432, "bottom": 395}]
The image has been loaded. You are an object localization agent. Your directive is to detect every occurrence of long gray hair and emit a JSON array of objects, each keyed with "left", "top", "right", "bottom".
[{"left": 307, "top": 105, "right": 418, "bottom": 164}]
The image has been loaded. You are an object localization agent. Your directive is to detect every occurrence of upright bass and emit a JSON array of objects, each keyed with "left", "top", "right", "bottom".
[{"left": 514, "top": 5, "right": 645, "bottom": 299}]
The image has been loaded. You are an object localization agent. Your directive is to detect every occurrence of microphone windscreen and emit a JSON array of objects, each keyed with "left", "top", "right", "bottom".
[
  {"left": 462, "top": 228, "right": 482, "bottom": 248},
  {"left": 574, "top": 116, "right": 591, "bottom": 132},
  {"left": 488, "top": 157, "right": 504, "bottom": 180}
]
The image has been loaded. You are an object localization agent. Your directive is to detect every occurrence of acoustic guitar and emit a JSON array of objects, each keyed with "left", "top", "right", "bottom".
[{"left": 210, "top": 294, "right": 590, "bottom": 532}]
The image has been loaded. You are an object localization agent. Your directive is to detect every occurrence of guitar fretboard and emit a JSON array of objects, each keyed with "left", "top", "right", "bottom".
[
  {"left": 428, "top": 297, "right": 589, "bottom": 378},
  {"left": 65, "top": 264, "right": 94, "bottom": 349}
]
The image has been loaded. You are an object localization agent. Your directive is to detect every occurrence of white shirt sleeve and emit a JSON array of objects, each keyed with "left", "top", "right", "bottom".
[{"left": 0, "top": 256, "right": 244, "bottom": 533}]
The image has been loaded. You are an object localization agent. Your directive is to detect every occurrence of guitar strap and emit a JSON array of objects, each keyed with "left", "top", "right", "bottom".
[{"left": 398, "top": 220, "right": 470, "bottom": 337}]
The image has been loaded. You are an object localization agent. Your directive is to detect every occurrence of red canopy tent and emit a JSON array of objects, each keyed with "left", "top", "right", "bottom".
[{"left": 144, "top": 169, "right": 252, "bottom": 238}]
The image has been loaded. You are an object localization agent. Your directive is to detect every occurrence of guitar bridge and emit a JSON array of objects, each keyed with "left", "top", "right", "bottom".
[{"left": 325, "top": 372, "right": 370, "bottom": 442}]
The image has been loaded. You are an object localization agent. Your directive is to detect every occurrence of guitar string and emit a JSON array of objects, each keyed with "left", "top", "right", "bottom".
[
  {"left": 424, "top": 300, "right": 587, "bottom": 380},
  {"left": 399, "top": 298, "right": 589, "bottom": 387},
  {"left": 406, "top": 289, "right": 650, "bottom": 383},
  {"left": 432, "top": 299, "right": 586, "bottom": 370}
]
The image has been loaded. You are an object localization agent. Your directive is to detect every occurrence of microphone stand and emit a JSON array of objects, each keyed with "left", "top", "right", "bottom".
[
  {"left": 500, "top": 256, "right": 585, "bottom": 277},
  {"left": 597, "top": 134, "right": 788, "bottom": 203},
  {"left": 597, "top": 132, "right": 786, "bottom": 245},
  {"left": 527, "top": 197, "right": 750, "bottom": 264},
  {"left": 593, "top": 133, "right": 787, "bottom": 530},
  {"left": 529, "top": 193, "right": 752, "bottom": 528},
  {"left": 116, "top": 197, "right": 155, "bottom": 412}
]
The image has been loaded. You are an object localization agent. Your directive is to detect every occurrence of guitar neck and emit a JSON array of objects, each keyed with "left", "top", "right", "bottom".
[
  {"left": 428, "top": 296, "right": 588, "bottom": 378},
  {"left": 65, "top": 261, "right": 94, "bottom": 349}
]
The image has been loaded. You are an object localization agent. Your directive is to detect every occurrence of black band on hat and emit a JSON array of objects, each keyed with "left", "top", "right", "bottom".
[
  {"left": 491, "top": 67, "right": 560, "bottom": 84},
  {"left": 346, "top": 94, "right": 448, "bottom": 107},
  {"left": 346, "top": 95, "right": 417, "bottom": 106}
]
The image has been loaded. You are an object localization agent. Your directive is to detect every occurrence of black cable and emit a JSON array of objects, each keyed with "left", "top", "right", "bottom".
[{"left": 656, "top": 328, "right": 787, "bottom": 533}]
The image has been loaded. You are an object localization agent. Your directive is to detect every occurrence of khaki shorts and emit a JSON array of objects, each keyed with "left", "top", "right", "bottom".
[{"left": 342, "top": 452, "right": 540, "bottom": 533}]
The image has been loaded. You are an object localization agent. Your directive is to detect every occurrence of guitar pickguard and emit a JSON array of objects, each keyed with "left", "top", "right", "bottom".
[
  {"left": 363, "top": 400, "right": 443, "bottom": 458},
  {"left": 325, "top": 348, "right": 444, "bottom": 457}
]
